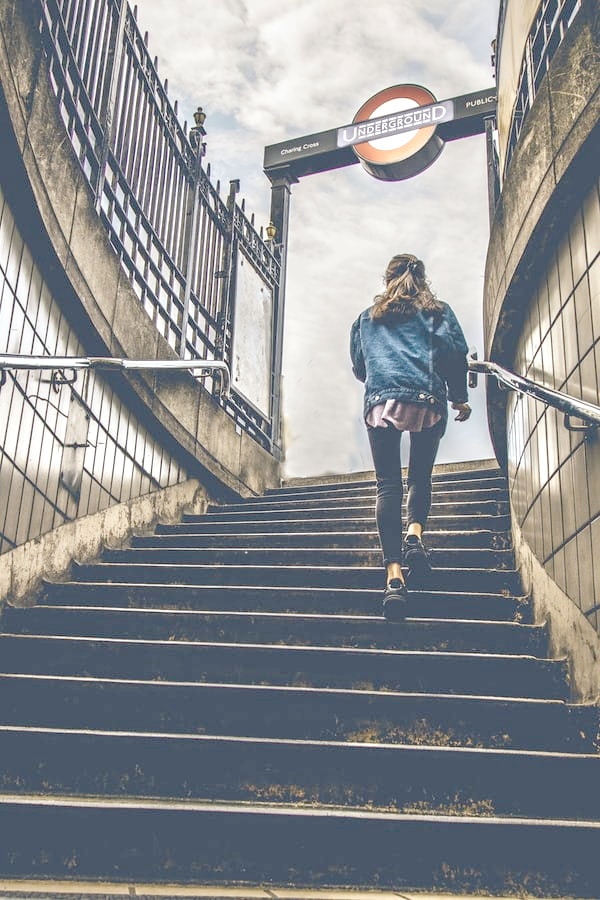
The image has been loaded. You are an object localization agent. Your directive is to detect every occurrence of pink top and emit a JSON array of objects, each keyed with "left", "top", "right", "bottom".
[{"left": 366, "top": 400, "right": 441, "bottom": 432}]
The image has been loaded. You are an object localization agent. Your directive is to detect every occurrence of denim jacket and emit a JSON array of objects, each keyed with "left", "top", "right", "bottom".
[{"left": 350, "top": 302, "right": 469, "bottom": 421}]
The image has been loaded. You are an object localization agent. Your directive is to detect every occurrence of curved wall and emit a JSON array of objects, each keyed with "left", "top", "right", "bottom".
[
  {"left": 0, "top": 1, "right": 280, "bottom": 602},
  {"left": 484, "top": 0, "right": 600, "bottom": 699},
  {"left": 495, "top": 0, "right": 539, "bottom": 164}
]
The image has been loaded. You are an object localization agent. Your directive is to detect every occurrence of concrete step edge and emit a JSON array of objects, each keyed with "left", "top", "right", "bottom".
[
  {"left": 2, "top": 793, "right": 600, "bottom": 829},
  {"left": 0, "top": 671, "right": 570, "bottom": 706},
  {"left": 5, "top": 724, "right": 594, "bottom": 759},
  {"left": 0, "top": 632, "right": 556, "bottom": 664}
]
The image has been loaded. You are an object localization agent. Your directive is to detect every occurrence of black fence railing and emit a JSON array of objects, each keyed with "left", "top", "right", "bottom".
[
  {"left": 39, "top": 0, "right": 281, "bottom": 451},
  {"left": 503, "top": 0, "right": 582, "bottom": 173}
]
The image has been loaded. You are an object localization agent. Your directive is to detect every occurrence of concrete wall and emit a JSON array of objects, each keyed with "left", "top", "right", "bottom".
[
  {"left": 0, "top": 1, "right": 281, "bottom": 606},
  {"left": 494, "top": 0, "right": 539, "bottom": 165},
  {"left": 0, "top": 0, "right": 279, "bottom": 503},
  {"left": 0, "top": 479, "right": 209, "bottom": 607},
  {"left": 484, "top": 0, "right": 600, "bottom": 700}
]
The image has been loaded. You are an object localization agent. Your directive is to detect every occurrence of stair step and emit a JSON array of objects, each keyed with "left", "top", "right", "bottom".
[
  {"left": 4, "top": 607, "right": 547, "bottom": 655},
  {"left": 0, "top": 794, "right": 598, "bottom": 893},
  {"left": 276, "top": 467, "right": 505, "bottom": 495},
  {"left": 0, "top": 633, "right": 567, "bottom": 698},
  {"left": 169, "top": 513, "right": 512, "bottom": 533},
  {"left": 4, "top": 454, "right": 599, "bottom": 899},
  {"left": 42, "top": 582, "right": 529, "bottom": 621},
  {"left": 207, "top": 489, "right": 508, "bottom": 515},
  {"left": 71, "top": 562, "right": 522, "bottom": 595},
  {"left": 262, "top": 476, "right": 508, "bottom": 502},
  {"left": 106, "top": 546, "right": 514, "bottom": 570},
  {"left": 198, "top": 500, "right": 510, "bottom": 521},
  {"left": 149, "top": 528, "right": 512, "bottom": 550},
  {"left": 0, "top": 673, "right": 595, "bottom": 751},
  {"left": 263, "top": 482, "right": 508, "bottom": 503},
  {"left": 0, "top": 726, "right": 598, "bottom": 820}
]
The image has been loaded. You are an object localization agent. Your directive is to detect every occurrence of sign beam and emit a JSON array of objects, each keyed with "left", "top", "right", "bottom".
[{"left": 264, "top": 87, "right": 496, "bottom": 182}]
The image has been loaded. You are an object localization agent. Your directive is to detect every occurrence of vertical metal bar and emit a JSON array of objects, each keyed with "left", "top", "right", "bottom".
[
  {"left": 208, "top": 211, "right": 220, "bottom": 325},
  {"left": 199, "top": 209, "right": 211, "bottom": 326},
  {"left": 214, "top": 180, "right": 239, "bottom": 365},
  {"left": 93, "top": 0, "right": 127, "bottom": 213},
  {"left": 125, "top": 62, "right": 144, "bottom": 189},
  {"left": 111, "top": 23, "right": 131, "bottom": 164},
  {"left": 178, "top": 120, "right": 205, "bottom": 357},
  {"left": 81, "top": 0, "right": 101, "bottom": 102},
  {"left": 95, "top": 3, "right": 114, "bottom": 115},
  {"left": 162, "top": 144, "right": 176, "bottom": 256},
  {"left": 146, "top": 106, "right": 163, "bottom": 229},
  {"left": 173, "top": 167, "right": 188, "bottom": 267},
  {"left": 143, "top": 107, "right": 160, "bottom": 216}
]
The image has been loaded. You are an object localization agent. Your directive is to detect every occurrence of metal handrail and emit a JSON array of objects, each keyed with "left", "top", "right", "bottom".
[
  {"left": 469, "top": 358, "right": 600, "bottom": 432},
  {"left": 0, "top": 354, "right": 230, "bottom": 398}
]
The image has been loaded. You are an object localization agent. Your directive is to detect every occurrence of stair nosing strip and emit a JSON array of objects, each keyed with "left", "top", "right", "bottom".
[
  {"left": 0, "top": 672, "right": 569, "bottom": 705},
  {"left": 43, "top": 581, "right": 527, "bottom": 600},
  {"left": 18, "top": 606, "right": 542, "bottom": 628},
  {"left": 0, "top": 793, "right": 598, "bottom": 828},
  {"left": 0, "top": 723, "right": 595, "bottom": 759},
  {"left": 0, "top": 632, "right": 552, "bottom": 663}
]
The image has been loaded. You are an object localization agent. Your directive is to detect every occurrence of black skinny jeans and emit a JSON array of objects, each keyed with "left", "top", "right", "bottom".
[{"left": 367, "top": 416, "right": 446, "bottom": 565}]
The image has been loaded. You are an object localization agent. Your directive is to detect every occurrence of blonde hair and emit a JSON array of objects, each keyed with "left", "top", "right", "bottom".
[{"left": 371, "top": 253, "right": 442, "bottom": 320}]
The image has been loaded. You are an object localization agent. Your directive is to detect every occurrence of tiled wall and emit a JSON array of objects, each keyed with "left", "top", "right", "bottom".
[
  {"left": 507, "top": 178, "right": 600, "bottom": 631},
  {"left": 0, "top": 182, "right": 187, "bottom": 555}
]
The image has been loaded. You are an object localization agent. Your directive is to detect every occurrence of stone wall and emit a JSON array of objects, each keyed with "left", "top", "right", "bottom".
[
  {"left": 0, "top": 1, "right": 280, "bottom": 605},
  {"left": 484, "top": 0, "right": 600, "bottom": 700}
]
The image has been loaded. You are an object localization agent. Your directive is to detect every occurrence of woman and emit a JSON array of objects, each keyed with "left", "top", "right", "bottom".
[{"left": 350, "top": 253, "right": 472, "bottom": 620}]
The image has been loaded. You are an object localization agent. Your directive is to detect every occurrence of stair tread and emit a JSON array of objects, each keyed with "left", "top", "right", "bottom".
[
  {"left": 153, "top": 528, "right": 508, "bottom": 535},
  {"left": 13, "top": 605, "right": 539, "bottom": 626},
  {"left": 2, "top": 791, "right": 599, "bottom": 828},
  {"left": 0, "top": 631, "right": 551, "bottom": 660},
  {"left": 2, "top": 723, "right": 598, "bottom": 759},
  {"left": 45, "top": 580, "right": 523, "bottom": 597},
  {"left": 4, "top": 462, "right": 599, "bottom": 895},
  {"left": 8, "top": 607, "right": 542, "bottom": 655},
  {"left": 0, "top": 670, "right": 569, "bottom": 704},
  {"left": 75, "top": 561, "right": 519, "bottom": 575}
]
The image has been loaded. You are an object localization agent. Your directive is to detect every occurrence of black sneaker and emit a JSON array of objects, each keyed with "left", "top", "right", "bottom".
[
  {"left": 403, "top": 535, "right": 432, "bottom": 582},
  {"left": 383, "top": 578, "right": 408, "bottom": 621}
]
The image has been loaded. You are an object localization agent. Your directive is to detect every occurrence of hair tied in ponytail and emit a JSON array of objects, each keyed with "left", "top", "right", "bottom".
[{"left": 370, "top": 253, "right": 442, "bottom": 320}]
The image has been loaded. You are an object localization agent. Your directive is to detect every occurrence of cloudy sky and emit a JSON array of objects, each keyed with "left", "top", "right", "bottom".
[{"left": 136, "top": 0, "right": 498, "bottom": 478}]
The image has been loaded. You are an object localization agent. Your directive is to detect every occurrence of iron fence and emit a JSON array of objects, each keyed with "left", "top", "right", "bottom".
[
  {"left": 503, "top": 0, "right": 582, "bottom": 173},
  {"left": 39, "top": 0, "right": 281, "bottom": 450}
]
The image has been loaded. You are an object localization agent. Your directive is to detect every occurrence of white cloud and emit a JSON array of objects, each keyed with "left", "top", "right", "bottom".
[{"left": 136, "top": 0, "right": 498, "bottom": 477}]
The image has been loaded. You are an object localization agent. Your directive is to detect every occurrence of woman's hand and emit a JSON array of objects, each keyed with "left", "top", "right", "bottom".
[{"left": 451, "top": 401, "right": 472, "bottom": 422}]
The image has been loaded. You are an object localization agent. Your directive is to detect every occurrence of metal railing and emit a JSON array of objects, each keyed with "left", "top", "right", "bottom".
[
  {"left": 469, "top": 358, "right": 600, "bottom": 433},
  {"left": 502, "top": 0, "right": 582, "bottom": 174},
  {"left": 0, "top": 355, "right": 230, "bottom": 398},
  {"left": 38, "top": 0, "right": 280, "bottom": 451}
]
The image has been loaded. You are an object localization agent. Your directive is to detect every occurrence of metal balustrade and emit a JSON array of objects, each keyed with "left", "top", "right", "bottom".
[
  {"left": 39, "top": 0, "right": 281, "bottom": 451},
  {"left": 503, "top": 0, "right": 582, "bottom": 173},
  {"left": 0, "top": 355, "right": 230, "bottom": 398},
  {"left": 469, "top": 357, "right": 600, "bottom": 432}
]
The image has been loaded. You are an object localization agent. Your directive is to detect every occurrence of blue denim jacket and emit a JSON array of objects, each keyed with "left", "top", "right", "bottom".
[{"left": 350, "top": 302, "right": 469, "bottom": 420}]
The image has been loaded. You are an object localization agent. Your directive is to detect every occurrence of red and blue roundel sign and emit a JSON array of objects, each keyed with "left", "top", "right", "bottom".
[{"left": 348, "top": 84, "right": 446, "bottom": 181}]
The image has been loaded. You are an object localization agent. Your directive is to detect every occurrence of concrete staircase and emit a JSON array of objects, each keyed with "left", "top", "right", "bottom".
[{"left": 1, "top": 460, "right": 599, "bottom": 896}]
